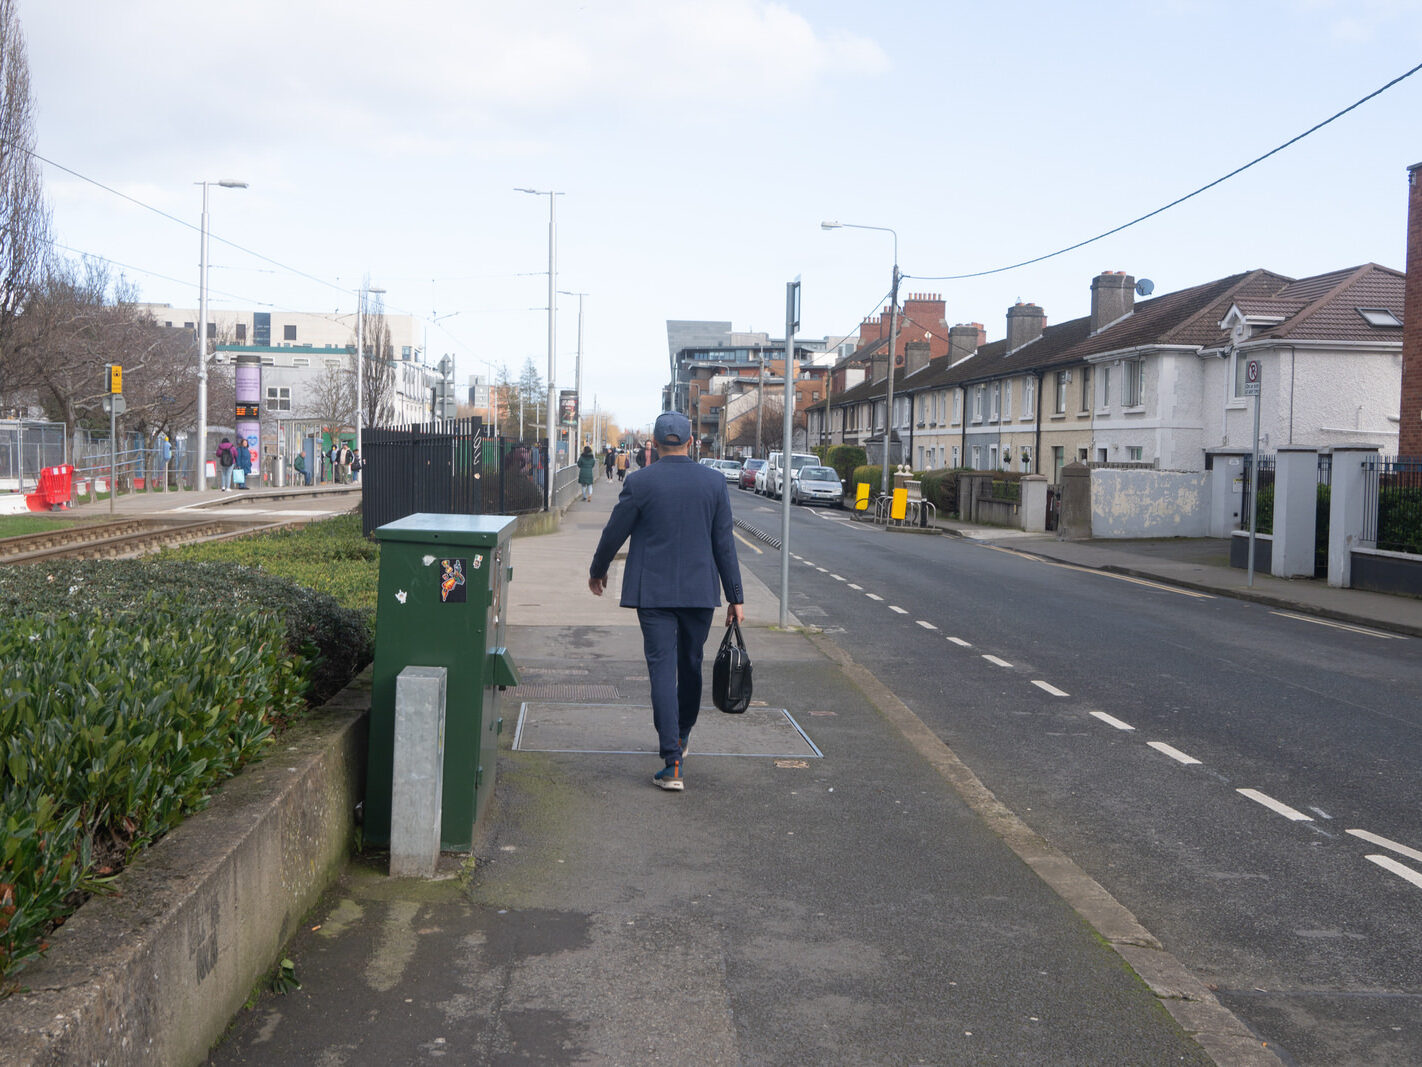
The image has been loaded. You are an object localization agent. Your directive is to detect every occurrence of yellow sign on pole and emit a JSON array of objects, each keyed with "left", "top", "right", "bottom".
[{"left": 108, "top": 363, "right": 123, "bottom": 394}]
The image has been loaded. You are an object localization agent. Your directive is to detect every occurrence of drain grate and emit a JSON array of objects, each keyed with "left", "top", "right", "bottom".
[{"left": 505, "top": 683, "right": 621, "bottom": 701}]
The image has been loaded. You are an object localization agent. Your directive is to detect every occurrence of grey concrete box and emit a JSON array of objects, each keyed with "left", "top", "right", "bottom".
[{"left": 390, "top": 666, "right": 447, "bottom": 878}]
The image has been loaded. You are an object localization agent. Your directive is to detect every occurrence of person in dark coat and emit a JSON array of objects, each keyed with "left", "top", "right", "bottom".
[
  {"left": 577, "top": 445, "right": 597, "bottom": 501},
  {"left": 588, "top": 411, "right": 743, "bottom": 791}
]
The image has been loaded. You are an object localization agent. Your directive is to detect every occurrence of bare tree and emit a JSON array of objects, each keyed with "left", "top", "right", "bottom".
[
  {"left": 0, "top": 0, "right": 51, "bottom": 407},
  {"left": 307, "top": 362, "right": 355, "bottom": 432},
  {"left": 356, "top": 288, "right": 396, "bottom": 428}
]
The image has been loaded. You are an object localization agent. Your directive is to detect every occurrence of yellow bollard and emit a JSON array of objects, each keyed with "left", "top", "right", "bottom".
[
  {"left": 891, "top": 487, "right": 908, "bottom": 521},
  {"left": 855, "top": 483, "right": 870, "bottom": 511}
]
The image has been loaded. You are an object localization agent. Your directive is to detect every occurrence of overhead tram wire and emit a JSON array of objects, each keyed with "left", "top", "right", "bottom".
[{"left": 907, "top": 59, "right": 1422, "bottom": 284}]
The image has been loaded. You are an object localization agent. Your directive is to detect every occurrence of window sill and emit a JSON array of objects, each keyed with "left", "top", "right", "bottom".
[
  {"left": 1050, "top": 412, "right": 1067, "bottom": 421},
  {"left": 1123, "top": 405, "right": 1146, "bottom": 415}
]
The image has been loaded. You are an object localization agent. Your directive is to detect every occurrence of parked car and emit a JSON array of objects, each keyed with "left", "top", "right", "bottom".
[
  {"left": 790, "top": 465, "right": 844, "bottom": 508},
  {"left": 764, "top": 451, "right": 820, "bottom": 498},
  {"left": 740, "top": 458, "right": 766, "bottom": 490},
  {"left": 711, "top": 458, "right": 742, "bottom": 483}
]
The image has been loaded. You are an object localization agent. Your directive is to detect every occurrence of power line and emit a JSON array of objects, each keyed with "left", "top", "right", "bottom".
[{"left": 907, "top": 59, "right": 1422, "bottom": 283}]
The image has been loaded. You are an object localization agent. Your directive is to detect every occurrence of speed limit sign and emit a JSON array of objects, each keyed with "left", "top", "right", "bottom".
[{"left": 1243, "top": 359, "right": 1261, "bottom": 396}]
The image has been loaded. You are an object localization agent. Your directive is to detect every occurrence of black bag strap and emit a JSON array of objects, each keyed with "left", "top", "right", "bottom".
[{"left": 726, "top": 618, "right": 745, "bottom": 649}]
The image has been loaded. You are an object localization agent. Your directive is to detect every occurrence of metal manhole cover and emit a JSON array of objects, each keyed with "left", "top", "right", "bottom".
[
  {"left": 505, "top": 684, "right": 621, "bottom": 702},
  {"left": 513, "top": 702, "right": 821, "bottom": 758}
]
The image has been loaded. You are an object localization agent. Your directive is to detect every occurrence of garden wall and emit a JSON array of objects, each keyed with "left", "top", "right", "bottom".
[{"left": 1091, "top": 468, "right": 1210, "bottom": 538}]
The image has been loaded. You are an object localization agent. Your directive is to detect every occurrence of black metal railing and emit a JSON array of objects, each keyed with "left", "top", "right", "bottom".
[
  {"left": 1241, "top": 455, "right": 1275, "bottom": 532},
  {"left": 361, "top": 420, "right": 546, "bottom": 536},
  {"left": 1362, "top": 455, "right": 1422, "bottom": 555}
]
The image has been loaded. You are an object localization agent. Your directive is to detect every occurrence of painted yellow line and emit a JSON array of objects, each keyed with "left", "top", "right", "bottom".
[
  {"left": 1270, "top": 611, "right": 1402, "bottom": 640},
  {"left": 733, "top": 530, "right": 764, "bottom": 554}
]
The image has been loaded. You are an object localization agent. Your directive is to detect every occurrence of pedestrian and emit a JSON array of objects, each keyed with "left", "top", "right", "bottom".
[
  {"left": 528, "top": 442, "right": 544, "bottom": 491},
  {"left": 215, "top": 437, "right": 238, "bottom": 491},
  {"left": 603, "top": 447, "right": 615, "bottom": 481},
  {"left": 615, "top": 449, "right": 628, "bottom": 482},
  {"left": 588, "top": 411, "right": 744, "bottom": 792},
  {"left": 294, "top": 450, "right": 310, "bottom": 486},
  {"left": 351, "top": 449, "right": 363, "bottom": 482},
  {"left": 328, "top": 442, "right": 339, "bottom": 483},
  {"left": 577, "top": 445, "right": 597, "bottom": 501},
  {"left": 235, "top": 436, "right": 253, "bottom": 489},
  {"left": 635, "top": 442, "right": 649, "bottom": 469}
]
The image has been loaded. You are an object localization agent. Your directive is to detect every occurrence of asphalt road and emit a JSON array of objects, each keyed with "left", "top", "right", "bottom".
[{"left": 730, "top": 489, "right": 1422, "bottom": 1066}]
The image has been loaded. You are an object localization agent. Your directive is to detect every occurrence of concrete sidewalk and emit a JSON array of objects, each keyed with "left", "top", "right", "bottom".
[{"left": 209, "top": 480, "right": 1275, "bottom": 1065}]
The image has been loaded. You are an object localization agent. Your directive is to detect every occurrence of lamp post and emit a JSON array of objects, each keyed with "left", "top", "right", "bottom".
[
  {"left": 822, "top": 220, "right": 899, "bottom": 496},
  {"left": 195, "top": 178, "right": 247, "bottom": 493},
  {"left": 558, "top": 290, "right": 587, "bottom": 448},
  {"left": 355, "top": 283, "right": 386, "bottom": 456},
  {"left": 517, "top": 187, "right": 563, "bottom": 510}
]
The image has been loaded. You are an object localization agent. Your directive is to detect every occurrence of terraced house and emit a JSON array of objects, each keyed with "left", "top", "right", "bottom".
[{"left": 815, "top": 266, "right": 1405, "bottom": 478}]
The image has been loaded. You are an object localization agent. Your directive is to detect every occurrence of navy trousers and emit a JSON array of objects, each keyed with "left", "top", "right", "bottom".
[{"left": 637, "top": 607, "right": 715, "bottom": 765}]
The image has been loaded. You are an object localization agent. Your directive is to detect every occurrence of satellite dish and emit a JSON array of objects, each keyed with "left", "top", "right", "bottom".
[{"left": 1135, "top": 278, "right": 1155, "bottom": 296}]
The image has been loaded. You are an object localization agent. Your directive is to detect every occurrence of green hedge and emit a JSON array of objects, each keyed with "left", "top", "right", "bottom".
[
  {"left": 1, "top": 603, "right": 304, "bottom": 987},
  {"left": 825, "top": 446, "right": 866, "bottom": 486}
]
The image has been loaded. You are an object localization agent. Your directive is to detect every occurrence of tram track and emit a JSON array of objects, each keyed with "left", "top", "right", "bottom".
[{"left": 0, "top": 517, "right": 277, "bottom": 564}]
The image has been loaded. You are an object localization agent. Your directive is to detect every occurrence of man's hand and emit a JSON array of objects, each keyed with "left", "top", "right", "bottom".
[
  {"left": 589, "top": 576, "right": 607, "bottom": 596},
  {"left": 726, "top": 602, "right": 744, "bottom": 626}
]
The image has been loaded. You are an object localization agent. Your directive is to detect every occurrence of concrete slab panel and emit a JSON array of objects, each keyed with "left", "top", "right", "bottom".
[{"left": 513, "top": 702, "right": 821, "bottom": 758}]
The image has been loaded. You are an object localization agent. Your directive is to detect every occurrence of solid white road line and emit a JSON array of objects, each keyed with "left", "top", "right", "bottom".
[
  {"left": 916, "top": 620, "right": 938, "bottom": 630},
  {"left": 1237, "top": 788, "right": 1312, "bottom": 822},
  {"left": 1348, "top": 829, "right": 1422, "bottom": 864},
  {"left": 890, "top": 605, "right": 908, "bottom": 614},
  {"left": 982, "top": 654, "right": 1012, "bottom": 668},
  {"left": 1147, "top": 741, "right": 1201, "bottom": 765},
  {"left": 1269, "top": 611, "right": 1404, "bottom": 640},
  {"left": 984, "top": 545, "right": 1215, "bottom": 598},
  {"left": 866, "top": 593, "right": 883, "bottom": 601},
  {"left": 947, "top": 637, "right": 972, "bottom": 647},
  {"left": 1031, "top": 680, "right": 1069, "bottom": 697},
  {"left": 1090, "top": 711, "right": 1135, "bottom": 731},
  {"left": 1366, "top": 854, "right": 1422, "bottom": 890}
]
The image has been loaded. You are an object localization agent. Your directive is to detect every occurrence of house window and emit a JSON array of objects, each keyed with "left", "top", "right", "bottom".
[
  {"left": 293, "top": 357, "right": 310, "bottom": 368},
  {"left": 1079, "top": 367, "right": 1091, "bottom": 412},
  {"left": 266, "top": 386, "right": 291, "bottom": 411},
  {"left": 1052, "top": 445, "right": 1065, "bottom": 480},
  {"left": 952, "top": 391, "right": 962, "bottom": 424},
  {"left": 1127, "top": 446, "right": 1143, "bottom": 461},
  {"left": 951, "top": 445, "right": 960, "bottom": 468},
  {"left": 401, "top": 346, "right": 412, "bottom": 359},
  {"left": 989, "top": 445, "right": 999, "bottom": 469},
  {"left": 1002, "top": 381, "right": 1012, "bottom": 421},
  {"left": 236, "top": 323, "right": 247, "bottom": 343},
  {"left": 1077, "top": 447, "right": 1088, "bottom": 461},
  {"left": 1054, "top": 371, "right": 1068, "bottom": 414},
  {"left": 1024, "top": 378, "right": 1035, "bottom": 418},
  {"left": 325, "top": 359, "right": 341, "bottom": 370},
  {"left": 1100, "top": 366, "right": 1111, "bottom": 408},
  {"left": 875, "top": 400, "right": 886, "bottom": 430},
  {"left": 1097, "top": 448, "right": 1108, "bottom": 463},
  {"left": 1125, "top": 359, "right": 1144, "bottom": 406},
  {"left": 917, "top": 446, "right": 925, "bottom": 468},
  {"left": 260, "top": 355, "right": 275, "bottom": 366},
  {"left": 972, "top": 445, "right": 984, "bottom": 469},
  {"left": 973, "top": 385, "right": 985, "bottom": 422},
  {"left": 283, "top": 324, "right": 297, "bottom": 342},
  {"left": 990, "top": 383, "right": 1001, "bottom": 422}
]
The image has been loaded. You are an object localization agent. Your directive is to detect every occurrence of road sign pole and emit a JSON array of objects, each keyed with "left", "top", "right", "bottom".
[{"left": 1245, "top": 359, "right": 1262, "bottom": 587}]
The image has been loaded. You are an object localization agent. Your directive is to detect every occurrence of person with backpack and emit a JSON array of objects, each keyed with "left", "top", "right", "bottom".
[
  {"left": 234, "top": 435, "right": 253, "bottom": 489},
  {"left": 215, "top": 437, "right": 238, "bottom": 491},
  {"left": 351, "top": 449, "right": 364, "bottom": 482}
]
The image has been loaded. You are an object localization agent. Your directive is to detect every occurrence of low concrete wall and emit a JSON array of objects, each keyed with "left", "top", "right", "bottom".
[
  {"left": 1350, "top": 548, "right": 1422, "bottom": 597},
  {"left": 0, "top": 679, "right": 369, "bottom": 1067},
  {"left": 1091, "top": 468, "right": 1209, "bottom": 538},
  {"left": 1229, "top": 530, "right": 1274, "bottom": 572}
]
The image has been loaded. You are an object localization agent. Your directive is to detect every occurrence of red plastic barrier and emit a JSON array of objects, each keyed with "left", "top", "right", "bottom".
[{"left": 26, "top": 464, "right": 74, "bottom": 511}]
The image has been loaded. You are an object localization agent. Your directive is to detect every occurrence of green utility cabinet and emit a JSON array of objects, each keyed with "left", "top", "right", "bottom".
[{"left": 367, "top": 513, "right": 519, "bottom": 850}]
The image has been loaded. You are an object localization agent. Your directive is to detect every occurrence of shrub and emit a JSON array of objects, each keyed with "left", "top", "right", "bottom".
[
  {"left": 850, "top": 465, "right": 882, "bottom": 501},
  {"left": 919, "top": 468, "right": 965, "bottom": 514},
  {"left": 825, "top": 446, "right": 867, "bottom": 486}
]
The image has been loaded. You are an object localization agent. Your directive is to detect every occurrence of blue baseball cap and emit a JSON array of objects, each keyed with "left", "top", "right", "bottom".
[{"left": 653, "top": 411, "right": 691, "bottom": 445}]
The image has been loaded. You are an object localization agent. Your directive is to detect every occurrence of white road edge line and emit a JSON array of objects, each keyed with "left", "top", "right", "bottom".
[
  {"left": 947, "top": 636, "right": 972, "bottom": 647},
  {"left": 916, "top": 620, "right": 937, "bottom": 630},
  {"left": 1237, "top": 788, "right": 1312, "bottom": 822},
  {"left": 1269, "top": 610, "right": 1403, "bottom": 640},
  {"left": 1348, "top": 829, "right": 1422, "bottom": 864},
  {"left": 1365, "top": 854, "right": 1422, "bottom": 890},
  {"left": 1147, "top": 741, "right": 1201, "bottom": 765},
  {"left": 1089, "top": 711, "right": 1135, "bottom": 731},
  {"left": 1031, "top": 680, "right": 1069, "bottom": 697},
  {"left": 982, "top": 654, "right": 1013, "bottom": 668}
]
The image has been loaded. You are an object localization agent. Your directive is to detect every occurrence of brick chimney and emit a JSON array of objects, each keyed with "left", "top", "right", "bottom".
[
  {"left": 1006, "top": 303, "right": 1046, "bottom": 354},
  {"left": 1401, "top": 163, "right": 1422, "bottom": 457},
  {"left": 1090, "top": 271, "right": 1135, "bottom": 334},
  {"left": 904, "top": 340, "right": 931, "bottom": 376},
  {"left": 948, "top": 323, "right": 984, "bottom": 364}
]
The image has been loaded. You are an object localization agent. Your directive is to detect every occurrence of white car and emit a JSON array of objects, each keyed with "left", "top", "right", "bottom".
[
  {"left": 710, "top": 459, "right": 742, "bottom": 483},
  {"left": 764, "top": 451, "right": 820, "bottom": 499}
]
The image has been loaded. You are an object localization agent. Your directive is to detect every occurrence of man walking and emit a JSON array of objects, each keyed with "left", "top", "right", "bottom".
[{"left": 588, "top": 411, "right": 743, "bottom": 792}]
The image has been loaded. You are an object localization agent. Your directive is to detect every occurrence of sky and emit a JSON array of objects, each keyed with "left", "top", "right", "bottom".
[{"left": 21, "top": 0, "right": 1422, "bottom": 434}]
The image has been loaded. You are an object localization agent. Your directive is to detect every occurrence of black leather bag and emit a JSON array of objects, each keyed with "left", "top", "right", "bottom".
[{"left": 712, "top": 619, "right": 753, "bottom": 714}]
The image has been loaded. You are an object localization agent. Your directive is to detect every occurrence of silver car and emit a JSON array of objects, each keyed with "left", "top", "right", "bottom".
[{"left": 790, "top": 465, "right": 844, "bottom": 508}]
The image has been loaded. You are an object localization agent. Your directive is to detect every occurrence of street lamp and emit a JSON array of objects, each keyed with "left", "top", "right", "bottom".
[
  {"left": 822, "top": 220, "right": 900, "bottom": 497},
  {"left": 355, "top": 282, "right": 386, "bottom": 456},
  {"left": 558, "top": 290, "right": 587, "bottom": 448},
  {"left": 517, "top": 187, "right": 563, "bottom": 510},
  {"left": 195, "top": 178, "right": 246, "bottom": 493}
]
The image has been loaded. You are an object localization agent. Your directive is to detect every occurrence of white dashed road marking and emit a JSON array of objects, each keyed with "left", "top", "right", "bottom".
[
  {"left": 1090, "top": 711, "right": 1135, "bottom": 731},
  {"left": 889, "top": 605, "right": 908, "bottom": 614},
  {"left": 1348, "top": 829, "right": 1422, "bottom": 864},
  {"left": 1031, "top": 680, "right": 1069, "bottom": 697},
  {"left": 947, "top": 637, "right": 971, "bottom": 647},
  {"left": 866, "top": 593, "right": 883, "bottom": 601},
  {"left": 1147, "top": 741, "right": 1201, "bottom": 765},
  {"left": 916, "top": 620, "right": 938, "bottom": 630},
  {"left": 981, "top": 655, "right": 1013, "bottom": 668},
  {"left": 831, "top": 574, "right": 846, "bottom": 581},
  {"left": 1366, "top": 854, "right": 1422, "bottom": 890},
  {"left": 848, "top": 583, "right": 863, "bottom": 591},
  {"left": 1237, "top": 789, "right": 1312, "bottom": 822}
]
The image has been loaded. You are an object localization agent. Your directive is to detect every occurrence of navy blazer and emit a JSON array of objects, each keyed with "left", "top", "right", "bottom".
[{"left": 589, "top": 454, "right": 744, "bottom": 608}]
